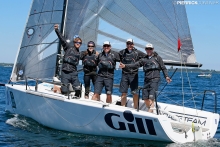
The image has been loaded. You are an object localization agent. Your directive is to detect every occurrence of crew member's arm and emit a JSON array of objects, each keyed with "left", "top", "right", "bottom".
[
  {"left": 119, "top": 59, "right": 143, "bottom": 69},
  {"left": 80, "top": 51, "right": 85, "bottom": 60},
  {"left": 118, "top": 50, "right": 123, "bottom": 62},
  {"left": 54, "top": 24, "right": 69, "bottom": 51},
  {"left": 114, "top": 51, "right": 121, "bottom": 62},
  {"left": 157, "top": 56, "right": 172, "bottom": 83},
  {"left": 137, "top": 50, "right": 146, "bottom": 59}
]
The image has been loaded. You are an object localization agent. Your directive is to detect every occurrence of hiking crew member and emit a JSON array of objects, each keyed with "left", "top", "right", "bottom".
[
  {"left": 120, "top": 43, "right": 171, "bottom": 112},
  {"left": 81, "top": 41, "right": 99, "bottom": 99},
  {"left": 54, "top": 24, "right": 82, "bottom": 97},
  {"left": 92, "top": 41, "right": 120, "bottom": 103},
  {"left": 119, "top": 39, "right": 146, "bottom": 109}
]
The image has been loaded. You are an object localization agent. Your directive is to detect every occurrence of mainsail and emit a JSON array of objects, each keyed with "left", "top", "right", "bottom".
[{"left": 11, "top": 0, "right": 201, "bottom": 82}]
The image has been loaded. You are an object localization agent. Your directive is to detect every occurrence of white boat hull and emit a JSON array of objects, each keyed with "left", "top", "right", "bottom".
[
  {"left": 5, "top": 84, "right": 219, "bottom": 143},
  {"left": 197, "top": 74, "right": 212, "bottom": 78}
]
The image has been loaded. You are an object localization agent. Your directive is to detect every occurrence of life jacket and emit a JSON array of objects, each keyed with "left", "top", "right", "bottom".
[
  {"left": 98, "top": 52, "right": 115, "bottom": 69},
  {"left": 121, "top": 49, "right": 138, "bottom": 64},
  {"left": 63, "top": 47, "right": 80, "bottom": 66},
  {"left": 143, "top": 56, "right": 160, "bottom": 72},
  {"left": 83, "top": 51, "right": 97, "bottom": 67}
]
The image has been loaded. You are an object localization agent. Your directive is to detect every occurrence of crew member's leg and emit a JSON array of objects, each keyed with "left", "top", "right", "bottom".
[
  {"left": 71, "top": 71, "right": 81, "bottom": 97},
  {"left": 147, "top": 79, "right": 160, "bottom": 113},
  {"left": 61, "top": 70, "right": 71, "bottom": 95},
  {"left": 91, "top": 74, "right": 97, "bottom": 86},
  {"left": 143, "top": 79, "right": 159, "bottom": 113},
  {"left": 119, "top": 74, "right": 129, "bottom": 106},
  {"left": 104, "top": 77, "right": 113, "bottom": 103},
  {"left": 142, "top": 80, "right": 152, "bottom": 112},
  {"left": 84, "top": 74, "right": 90, "bottom": 99},
  {"left": 92, "top": 76, "right": 103, "bottom": 101},
  {"left": 130, "top": 74, "right": 139, "bottom": 109}
]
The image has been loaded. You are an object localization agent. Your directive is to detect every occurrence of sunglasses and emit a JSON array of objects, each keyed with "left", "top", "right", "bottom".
[
  {"left": 88, "top": 46, "right": 94, "bottom": 47},
  {"left": 75, "top": 42, "right": 82, "bottom": 45},
  {"left": 103, "top": 45, "right": 110, "bottom": 48},
  {"left": 126, "top": 42, "right": 133, "bottom": 45},
  {"left": 145, "top": 48, "right": 153, "bottom": 50}
]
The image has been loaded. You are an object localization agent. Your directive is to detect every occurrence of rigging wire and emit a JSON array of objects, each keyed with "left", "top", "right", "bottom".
[
  {"left": 172, "top": 0, "right": 187, "bottom": 127},
  {"left": 173, "top": 0, "right": 199, "bottom": 123},
  {"left": 179, "top": 51, "right": 187, "bottom": 127},
  {"left": 184, "top": 64, "right": 200, "bottom": 122}
]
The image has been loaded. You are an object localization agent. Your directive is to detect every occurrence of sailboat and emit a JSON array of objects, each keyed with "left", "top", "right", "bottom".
[
  {"left": 197, "top": 72, "right": 212, "bottom": 78},
  {"left": 2, "top": 0, "right": 219, "bottom": 143}
]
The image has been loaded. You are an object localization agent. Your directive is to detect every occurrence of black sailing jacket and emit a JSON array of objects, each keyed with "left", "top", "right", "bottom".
[
  {"left": 125, "top": 53, "right": 168, "bottom": 80},
  {"left": 55, "top": 29, "right": 80, "bottom": 72},
  {"left": 80, "top": 49, "right": 98, "bottom": 75},
  {"left": 97, "top": 50, "right": 120, "bottom": 78},
  {"left": 119, "top": 48, "right": 146, "bottom": 74}
]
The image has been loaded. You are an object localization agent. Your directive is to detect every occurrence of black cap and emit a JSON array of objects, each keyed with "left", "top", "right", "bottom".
[{"left": 87, "top": 41, "right": 95, "bottom": 47}]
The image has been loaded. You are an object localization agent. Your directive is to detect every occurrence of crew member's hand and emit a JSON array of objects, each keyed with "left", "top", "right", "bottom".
[
  {"left": 54, "top": 24, "right": 59, "bottom": 30},
  {"left": 166, "top": 76, "right": 172, "bottom": 83},
  {"left": 119, "top": 62, "right": 125, "bottom": 68}
]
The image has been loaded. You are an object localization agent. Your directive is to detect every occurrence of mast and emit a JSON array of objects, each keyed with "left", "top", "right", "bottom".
[{"left": 55, "top": 0, "right": 68, "bottom": 78}]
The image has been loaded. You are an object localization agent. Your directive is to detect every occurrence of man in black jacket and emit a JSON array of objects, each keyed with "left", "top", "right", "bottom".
[
  {"left": 119, "top": 39, "right": 146, "bottom": 109},
  {"left": 92, "top": 41, "right": 120, "bottom": 103},
  {"left": 120, "top": 43, "right": 172, "bottom": 112},
  {"left": 54, "top": 24, "right": 82, "bottom": 97}
]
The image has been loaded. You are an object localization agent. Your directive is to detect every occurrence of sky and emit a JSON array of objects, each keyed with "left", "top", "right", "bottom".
[{"left": 0, "top": 0, "right": 219, "bottom": 70}]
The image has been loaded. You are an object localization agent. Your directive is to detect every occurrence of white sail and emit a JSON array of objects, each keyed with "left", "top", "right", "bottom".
[
  {"left": 11, "top": 0, "right": 200, "bottom": 81},
  {"left": 11, "top": 0, "right": 65, "bottom": 82},
  {"left": 65, "top": 0, "right": 198, "bottom": 64}
]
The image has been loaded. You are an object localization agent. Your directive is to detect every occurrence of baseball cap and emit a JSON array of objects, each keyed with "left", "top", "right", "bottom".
[
  {"left": 127, "top": 38, "right": 133, "bottom": 43},
  {"left": 145, "top": 43, "right": 154, "bottom": 48},
  {"left": 103, "top": 41, "right": 111, "bottom": 45}
]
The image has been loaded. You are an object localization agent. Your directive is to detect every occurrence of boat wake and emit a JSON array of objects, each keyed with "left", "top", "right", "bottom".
[
  {"left": 167, "top": 138, "right": 220, "bottom": 147},
  {"left": 5, "top": 114, "right": 29, "bottom": 129}
]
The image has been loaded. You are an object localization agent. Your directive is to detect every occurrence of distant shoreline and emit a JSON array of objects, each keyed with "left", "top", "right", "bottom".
[
  {"left": 0, "top": 63, "right": 13, "bottom": 67},
  {"left": 168, "top": 68, "right": 220, "bottom": 74}
]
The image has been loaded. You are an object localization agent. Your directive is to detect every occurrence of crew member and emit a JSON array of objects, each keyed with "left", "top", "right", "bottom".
[
  {"left": 54, "top": 24, "right": 82, "bottom": 97},
  {"left": 92, "top": 41, "right": 120, "bottom": 103},
  {"left": 81, "top": 41, "right": 99, "bottom": 99},
  {"left": 119, "top": 39, "right": 146, "bottom": 108},
  {"left": 120, "top": 43, "right": 172, "bottom": 112}
]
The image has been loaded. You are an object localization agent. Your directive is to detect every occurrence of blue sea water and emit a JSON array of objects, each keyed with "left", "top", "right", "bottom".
[{"left": 0, "top": 66, "right": 220, "bottom": 146}]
